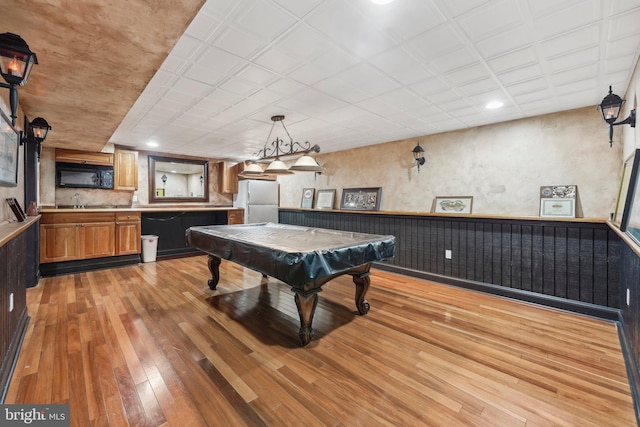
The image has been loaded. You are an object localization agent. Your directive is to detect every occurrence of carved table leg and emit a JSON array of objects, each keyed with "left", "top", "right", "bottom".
[
  {"left": 207, "top": 255, "right": 221, "bottom": 290},
  {"left": 294, "top": 289, "right": 320, "bottom": 346},
  {"left": 351, "top": 270, "right": 371, "bottom": 315}
]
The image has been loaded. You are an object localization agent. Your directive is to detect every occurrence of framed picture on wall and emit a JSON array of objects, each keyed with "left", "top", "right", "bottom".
[
  {"left": 0, "top": 109, "right": 19, "bottom": 187},
  {"left": 433, "top": 196, "right": 473, "bottom": 214},
  {"left": 340, "top": 187, "right": 381, "bottom": 211},
  {"left": 301, "top": 188, "right": 315, "bottom": 208},
  {"left": 621, "top": 149, "right": 640, "bottom": 246},
  {"left": 613, "top": 152, "right": 636, "bottom": 226},
  {"left": 315, "top": 189, "right": 336, "bottom": 209}
]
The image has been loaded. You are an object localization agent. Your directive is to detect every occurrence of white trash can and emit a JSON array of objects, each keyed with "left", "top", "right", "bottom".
[{"left": 141, "top": 235, "right": 159, "bottom": 262}]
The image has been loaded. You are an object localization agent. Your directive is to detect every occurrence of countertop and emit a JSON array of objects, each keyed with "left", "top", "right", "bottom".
[{"left": 40, "top": 205, "right": 243, "bottom": 213}]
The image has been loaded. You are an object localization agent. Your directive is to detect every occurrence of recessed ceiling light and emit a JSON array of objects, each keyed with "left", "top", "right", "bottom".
[
  {"left": 485, "top": 101, "right": 504, "bottom": 110},
  {"left": 146, "top": 141, "right": 159, "bottom": 147},
  {"left": 370, "top": 0, "right": 395, "bottom": 4}
]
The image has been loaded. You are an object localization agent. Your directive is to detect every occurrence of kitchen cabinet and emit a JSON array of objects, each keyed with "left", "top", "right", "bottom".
[
  {"left": 55, "top": 148, "right": 114, "bottom": 166},
  {"left": 115, "top": 212, "right": 141, "bottom": 255},
  {"left": 227, "top": 209, "right": 244, "bottom": 224},
  {"left": 40, "top": 212, "right": 116, "bottom": 263},
  {"left": 114, "top": 148, "right": 138, "bottom": 190},
  {"left": 218, "top": 161, "right": 243, "bottom": 193}
]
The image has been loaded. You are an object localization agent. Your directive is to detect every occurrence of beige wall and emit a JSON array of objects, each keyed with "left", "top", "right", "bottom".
[{"left": 278, "top": 106, "right": 623, "bottom": 219}]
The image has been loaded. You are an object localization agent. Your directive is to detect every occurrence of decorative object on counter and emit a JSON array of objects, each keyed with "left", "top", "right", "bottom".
[
  {"left": 315, "top": 189, "right": 336, "bottom": 210},
  {"left": 597, "top": 85, "right": 636, "bottom": 147},
  {"left": 433, "top": 196, "right": 473, "bottom": 214},
  {"left": 412, "top": 142, "right": 426, "bottom": 172},
  {"left": 301, "top": 188, "right": 315, "bottom": 208},
  {"left": 244, "top": 115, "right": 324, "bottom": 176},
  {"left": 20, "top": 115, "right": 51, "bottom": 158},
  {"left": 539, "top": 185, "right": 582, "bottom": 218},
  {"left": 5, "top": 197, "right": 26, "bottom": 221},
  {"left": 0, "top": 32, "right": 38, "bottom": 126},
  {"left": 0, "top": 108, "right": 19, "bottom": 186},
  {"left": 340, "top": 187, "right": 382, "bottom": 211},
  {"left": 27, "top": 201, "right": 37, "bottom": 216}
]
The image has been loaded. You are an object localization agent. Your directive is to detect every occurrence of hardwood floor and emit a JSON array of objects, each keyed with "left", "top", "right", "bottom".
[{"left": 5, "top": 256, "right": 636, "bottom": 426}]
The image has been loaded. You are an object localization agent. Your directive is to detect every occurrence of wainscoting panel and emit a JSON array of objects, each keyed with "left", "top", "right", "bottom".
[{"left": 279, "top": 209, "right": 620, "bottom": 309}]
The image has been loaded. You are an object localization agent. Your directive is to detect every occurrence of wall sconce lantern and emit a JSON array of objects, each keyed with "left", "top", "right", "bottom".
[
  {"left": 412, "top": 142, "right": 425, "bottom": 172},
  {"left": 0, "top": 33, "right": 38, "bottom": 126},
  {"left": 20, "top": 116, "right": 51, "bottom": 158},
  {"left": 597, "top": 86, "right": 636, "bottom": 147},
  {"left": 161, "top": 174, "right": 167, "bottom": 186},
  {"left": 199, "top": 175, "right": 203, "bottom": 185}
]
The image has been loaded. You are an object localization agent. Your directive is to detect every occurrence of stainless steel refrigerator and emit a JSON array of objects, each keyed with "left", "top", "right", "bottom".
[{"left": 233, "top": 179, "right": 279, "bottom": 224}]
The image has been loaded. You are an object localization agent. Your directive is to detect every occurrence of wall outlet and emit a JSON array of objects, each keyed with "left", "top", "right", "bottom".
[
  {"left": 627, "top": 288, "right": 631, "bottom": 306},
  {"left": 445, "top": 250, "right": 452, "bottom": 259},
  {"left": 9, "top": 293, "right": 13, "bottom": 312},
  {"left": 132, "top": 194, "right": 138, "bottom": 202}
]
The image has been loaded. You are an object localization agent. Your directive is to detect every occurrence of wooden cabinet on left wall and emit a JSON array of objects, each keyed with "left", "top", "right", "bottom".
[{"left": 114, "top": 148, "right": 138, "bottom": 190}]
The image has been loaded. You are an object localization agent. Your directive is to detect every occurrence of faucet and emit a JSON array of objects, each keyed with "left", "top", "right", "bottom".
[{"left": 73, "top": 193, "right": 83, "bottom": 209}]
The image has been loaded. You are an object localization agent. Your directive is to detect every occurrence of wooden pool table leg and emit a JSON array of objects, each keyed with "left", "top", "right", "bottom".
[
  {"left": 207, "top": 255, "right": 221, "bottom": 290},
  {"left": 351, "top": 270, "right": 371, "bottom": 315},
  {"left": 294, "top": 290, "right": 319, "bottom": 346}
]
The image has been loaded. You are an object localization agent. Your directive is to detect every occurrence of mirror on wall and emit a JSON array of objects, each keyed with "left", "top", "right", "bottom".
[{"left": 148, "top": 155, "right": 209, "bottom": 203}]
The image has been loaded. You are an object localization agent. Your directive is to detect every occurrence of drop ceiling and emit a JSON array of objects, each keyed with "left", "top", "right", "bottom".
[{"left": 4, "top": 0, "right": 640, "bottom": 161}]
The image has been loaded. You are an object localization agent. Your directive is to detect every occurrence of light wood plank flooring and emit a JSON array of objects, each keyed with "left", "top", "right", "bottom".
[{"left": 5, "top": 256, "right": 636, "bottom": 426}]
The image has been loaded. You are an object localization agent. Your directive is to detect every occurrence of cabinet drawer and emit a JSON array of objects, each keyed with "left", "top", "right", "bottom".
[
  {"left": 41, "top": 212, "right": 116, "bottom": 224},
  {"left": 227, "top": 209, "right": 244, "bottom": 224},
  {"left": 116, "top": 212, "right": 141, "bottom": 222}
]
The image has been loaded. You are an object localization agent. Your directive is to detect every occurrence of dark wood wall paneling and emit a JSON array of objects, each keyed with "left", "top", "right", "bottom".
[
  {"left": 279, "top": 209, "right": 620, "bottom": 311},
  {"left": 620, "top": 243, "right": 640, "bottom": 416},
  {"left": 0, "top": 227, "right": 29, "bottom": 402}
]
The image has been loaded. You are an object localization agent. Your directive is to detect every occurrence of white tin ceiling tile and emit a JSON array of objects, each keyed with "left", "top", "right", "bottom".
[
  {"left": 171, "top": 78, "right": 214, "bottom": 98},
  {"left": 548, "top": 63, "right": 598, "bottom": 86},
  {"left": 410, "top": 77, "right": 453, "bottom": 97},
  {"left": 540, "top": 24, "right": 602, "bottom": 58},
  {"left": 475, "top": 26, "right": 532, "bottom": 59},
  {"left": 287, "top": 63, "right": 336, "bottom": 86},
  {"left": 555, "top": 77, "right": 598, "bottom": 95},
  {"left": 364, "top": 0, "right": 447, "bottom": 42},
  {"left": 314, "top": 77, "right": 371, "bottom": 104},
  {"left": 604, "top": 53, "right": 638, "bottom": 73},
  {"left": 405, "top": 23, "right": 466, "bottom": 62},
  {"left": 532, "top": 0, "right": 602, "bottom": 40},
  {"left": 237, "top": 65, "right": 279, "bottom": 86},
  {"left": 606, "top": 34, "right": 640, "bottom": 58},
  {"left": 438, "top": 0, "right": 492, "bottom": 18},
  {"left": 310, "top": 47, "right": 361, "bottom": 74},
  {"left": 212, "top": 26, "right": 269, "bottom": 59},
  {"left": 505, "top": 77, "right": 550, "bottom": 96},
  {"left": 526, "top": 0, "right": 585, "bottom": 19},
  {"left": 219, "top": 77, "right": 260, "bottom": 96},
  {"left": 377, "top": 88, "right": 432, "bottom": 112},
  {"left": 185, "top": 9, "right": 223, "bottom": 41},
  {"left": 610, "top": 0, "right": 640, "bottom": 15},
  {"left": 265, "top": 78, "right": 306, "bottom": 96},
  {"left": 355, "top": 97, "right": 402, "bottom": 116},
  {"left": 334, "top": 63, "right": 402, "bottom": 97},
  {"left": 253, "top": 48, "right": 301, "bottom": 74},
  {"left": 512, "top": 88, "right": 554, "bottom": 104},
  {"left": 444, "top": 63, "right": 491, "bottom": 86},
  {"left": 199, "top": 0, "right": 240, "bottom": 19},
  {"left": 608, "top": 7, "right": 640, "bottom": 39},
  {"left": 456, "top": 0, "right": 524, "bottom": 41},
  {"left": 273, "top": 0, "right": 324, "bottom": 18},
  {"left": 275, "top": 24, "right": 333, "bottom": 61},
  {"left": 457, "top": 78, "right": 502, "bottom": 97},
  {"left": 498, "top": 64, "right": 544, "bottom": 86},
  {"left": 232, "top": 0, "right": 298, "bottom": 40},
  {"left": 428, "top": 47, "right": 479, "bottom": 74},
  {"left": 486, "top": 47, "right": 539, "bottom": 74},
  {"left": 546, "top": 46, "right": 600, "bottom": 73}
]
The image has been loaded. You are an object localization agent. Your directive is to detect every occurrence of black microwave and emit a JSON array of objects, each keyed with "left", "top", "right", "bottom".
[{"left": 55, "top": 163, "right": 114, "bottom": 189}]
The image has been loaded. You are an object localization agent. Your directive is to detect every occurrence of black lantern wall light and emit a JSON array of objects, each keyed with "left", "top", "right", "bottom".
[
  {"left": 0, "top": 32, "right": 51, "bottom": 154},
  {"left": 597, "top": 86, "right": 636, "bottom": 147},
  {"left": 412, "top": 141, "right": 425, "bottom": 172}
]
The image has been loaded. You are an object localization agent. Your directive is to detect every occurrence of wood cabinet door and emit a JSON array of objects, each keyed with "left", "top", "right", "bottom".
[
  {"left": 227, "top": 209, "right": 244, "bottom": 224},
  {"left": 116, "top": 221, "right": 141, "bottom": 255},
  {"left": 55, "top": 149, "right": 114, "bottom": 166},
  {"left": 81, "top": 222, "right": 116, "bottom": 259},
  {"left": 40, "top": 223, "right": 81, "bottom": 263},
  {"left": 114, "top": 149, "right": 138, "bottom": 190}
]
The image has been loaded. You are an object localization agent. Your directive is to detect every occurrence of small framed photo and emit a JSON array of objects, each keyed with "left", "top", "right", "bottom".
[
  {"left": 540, "top": 198, "right": 576, "bottom": 217},
  {"left": 315, "top": 189, "right": 336, "bottom": 210},
  {"left": 301, "top": 188, "right": 315, "bottom": 208},
  {"left": 433, "top": 196, "right": 473, "bottom": 214},
  {"left": 340, "top": 187, "right": 381, "bottom": 211}
]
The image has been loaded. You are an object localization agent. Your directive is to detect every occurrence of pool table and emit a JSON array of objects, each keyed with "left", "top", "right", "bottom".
[{"left": 185, "top": 222, "right": 396, "bottom": 345}]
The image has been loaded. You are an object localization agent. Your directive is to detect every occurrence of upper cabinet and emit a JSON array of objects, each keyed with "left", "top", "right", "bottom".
[
  {"left": 114, "top": 148, "right": 138, "bottom": 191},
  {"left": 218, "top": 161, "right": 244, "bottom": 194},
  {"left": 55, "top": 148, "right": 114, "bottom": 166}
]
